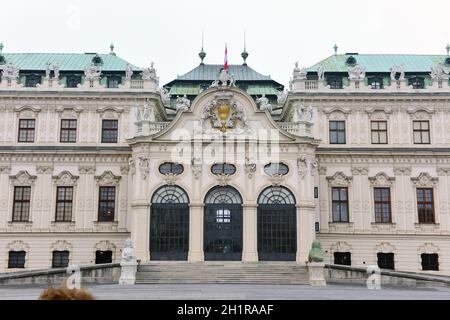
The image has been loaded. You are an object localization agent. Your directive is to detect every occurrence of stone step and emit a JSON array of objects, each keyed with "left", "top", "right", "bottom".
[{"left": 136, "top": 262, "right": 309, "bottom": 284}]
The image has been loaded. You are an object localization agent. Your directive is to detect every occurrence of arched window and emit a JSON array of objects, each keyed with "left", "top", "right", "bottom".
[
  {"left": 205, "top": 186, "right": 242, "bottom": 204},
  {"left": 263, "top": 163, "right": 289, "bottom": 176},
  {"left": 211, "top": 163, "right": 236, "bottom": 175},
  {"left": 150, "top": 185, "right": 189, "bottom": 260},
  {"left": 369, "top": 77, "right": 383, "bottom": 89},
  {"left": 159, "top": 162, "right": 184, "bottom": 175},
  {"left": 409, "top": 77, "right": 425, "bottom": 89},
  {"left": 257, "top": 186, "right": 296, "bottom": 261},
  {"left": 151, "top": 185, "right": 189, "bottom": 204},
  {"left": 258, "top": 186, "right": 296, "bottom": 204}
]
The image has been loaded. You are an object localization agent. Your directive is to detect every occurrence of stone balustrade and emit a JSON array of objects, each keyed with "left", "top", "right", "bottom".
[
  {"left": 290, "top": 78, "right": 450, "bottom": 93},
  {"left": 278, "top": 121, "right": 313, "bottom": 137}
]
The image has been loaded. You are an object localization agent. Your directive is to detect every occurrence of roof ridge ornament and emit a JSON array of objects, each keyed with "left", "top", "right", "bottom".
[
  {"left": 199, "top": 31, "right": 206, "bottom": 65},
  {"left": 241, "top": 30, "right": 249, "bottom": 65}
]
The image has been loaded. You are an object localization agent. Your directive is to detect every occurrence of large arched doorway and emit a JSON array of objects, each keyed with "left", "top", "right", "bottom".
[
  {"left": 150, "top": 185, "right": 189, "bottom": 260},
  {"left": 204, "top": 186, "right": 243, "bottom": 261},
  {"left": 257, "top": 186, "right": 297, "bottom": 261}
]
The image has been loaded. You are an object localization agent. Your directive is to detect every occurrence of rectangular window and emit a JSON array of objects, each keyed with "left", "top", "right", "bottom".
[
  {"left": 377, "top": 252, "right": 395, "bottom": 270},
  {"left": 332, "top": 187, "right": 349, "bottom": 222},
  {"left": 52, "top": 250, "right": 70, "bottom": 268},
  {"left": 417, "top": 188, "right": 435, "bottom": 223},
  {"left": 101, "top": 119, "right": 118, "bottom": 143},
  {"left": 95, "top": 250, "right": 112, "bottom": 264},
  {"left": 18, "top": 119, "right": 35, "bottom": 142},
  {"left": 421, "top": 253, "right": 439, "bottom": 271},
  {"left": 413, "top": 121, "right": 430, "bottom": 144},
  {"left": 334, "top": 252, "right": 351, "bottom": 266},
  {"left": 12, "top": 186, "right": 31, "bottom": 222},
  {"left": 329, "top": 121, "right": 346, "bottom": 144},
  {"left": 371, "top": 121, "right": 388, "bottom": 144},
  {"left": 60, "top": 119, "right": 77, "bottom": 143},
  {"left": 98, "top": 186, "right": 115, "bottom": 222},
  {"left": 374, "top": 187, "right": 392, "bottom": 223},
  {"left": 8, "top": 251, "right": 26, "bottom": 268},
  {"left": 55, "top": 186, "right": 73, "bottom": 222}
]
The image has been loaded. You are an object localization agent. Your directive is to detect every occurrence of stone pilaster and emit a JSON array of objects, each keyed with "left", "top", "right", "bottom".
[{"left": 242, "top": 204, "right": 258, "bottom": 262}]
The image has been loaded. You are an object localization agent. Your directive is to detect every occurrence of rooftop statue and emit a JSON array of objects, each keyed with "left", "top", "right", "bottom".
[
  {"left": 125, "top": 64, "right": 133, "bottom": 80},
  {"left": 141, "top": 62, "right": 159, "bottom": 83},
  {"left": 45, "top": 63, "right": 52, "bottom": 79},
  {"left": 430, "top": 63, "right": 449, "bottom": 81},
  {"left": 317, "top": 64, "right": 325, "bottom": 81},
  {"left": 158, "top": 87, "right": 171, "bottom": 106},
  {"left": 348, "top": 64, "right": 366, "bottom": 81},
  {"left": 308, "top": 240, "right": 324, "bottom": 263},
  {"left": 256, "top": 94, "right": 272, "bottom": 112},
  {"left": 53, "top": 64, "right": 60, "bottom": 79},
  {"left": 277, "top": 89, "right": 288, "bottom": 105},
  {"left": 292, "top": 62, "right": 307, "bottom": 80},
  {"left": 390, "top": 65, "right": 405, "bottom": 81},
  {"left": 84, "top": 64, "right": 102, "bottom": 81},
  {"left": 176, "top": 94, "right": 190, "bottom": 111},
  {"left": 1, "top": 63, "right": 20, "bottom": 80},
  {"left": 211, "top": 69, "right": 236, "bottom": 87}
]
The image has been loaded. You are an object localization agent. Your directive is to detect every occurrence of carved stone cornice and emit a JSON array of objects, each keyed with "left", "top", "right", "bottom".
[
  {"left": 94, "top": 170, "right": 121, "bottom": 186},
  {"left": 36, "top": 165, "right": 54, "bottom": 174},
  {"left": 78, "top": 165, "right": 96, "bottom": 174},
  {"left": 368, "top": 172, "right": 395, "bottom": 186},
  {"left": 0, "top": 166, "right": 11, "bottom": 174},
  {"left": 9, "top": 170, "right": 37, "bottom": 186},
  {"left": 411, "top": 172, "right": 438, "bottom": 188},
  {"left": 351, "top": 166, "right": 369, "bottom": 175},
  {"left": 393, "top": 166, "right": 412, "bottom": 176},
  {"left": 326, "top": 171, "right": 352, "bottom": 186},
  {"left": 52, "top": 171, "right": 79, "bottom": 186}
]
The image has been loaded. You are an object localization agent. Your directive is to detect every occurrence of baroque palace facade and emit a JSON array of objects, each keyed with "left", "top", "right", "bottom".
[{"left": 0, "top": 44, "right": 449, "bottom": 275}]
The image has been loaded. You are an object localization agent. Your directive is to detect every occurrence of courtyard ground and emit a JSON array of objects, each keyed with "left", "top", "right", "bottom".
[{"left": 0, "top": 283, "right": 448, "bottom": 300}]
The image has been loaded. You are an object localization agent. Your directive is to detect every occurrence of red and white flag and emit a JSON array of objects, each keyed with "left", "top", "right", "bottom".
[{"left": 224, "top": 44, "right": 228, "bottom": 71}]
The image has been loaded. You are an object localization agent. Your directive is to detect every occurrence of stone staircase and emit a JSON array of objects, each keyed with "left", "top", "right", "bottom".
[{"left": 136, "top": 262, "right": 309, "bottom": 284}]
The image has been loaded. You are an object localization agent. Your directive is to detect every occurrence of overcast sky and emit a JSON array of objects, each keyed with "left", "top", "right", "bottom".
[{"left": 1, "top": 0, "right": 450, "bottom": 86}]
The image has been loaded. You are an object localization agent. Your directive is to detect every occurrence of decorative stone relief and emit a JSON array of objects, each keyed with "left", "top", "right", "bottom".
[
  {"left": 191, "top": 156, "right": 202, "bottom": 179},
  {"left": 9, "top": 171, "right": 37, "bottom": 186},
  {"left": 95, "top": 171, "right": 121, "bottom": 185},
  {"left": 430, "top": 63, "right": 448, "bottom": 82},
  {"left": 51, "top": 240, "right": 73, "bottom": 252},
  {"left": 297, "top": 156, "right": 308, "bottom": 179},
  {"left": 52, "top": 171, "right": 79, "bottom": 186},
  {"left": 393, "top": 166, "right": 412, "bottom": 176},
  {"left": 210, "top": 68, "right": 235, "bottom": 87},
  {"left": 411, "top": 172, "right": 438, "bottom": 188},
  {"left": 256, "top": 95, "right": 272, "bottom": 112},
  {"left": 330, "top": 241, "right": 352, "bottom": 254},
  {"left": 94, "top": 241, "right": 116, "bottom": 257},
  {"left": 374, "top": 242, "right": 395, "bottom": 253},
  {"left": 326, "top": 171, "right": 352, "bottom": 186},
  {"left": 84, "top": 65, "right": 102, "bottom": 81},
  {"left": 78, "top": 165, "right": 96, "bottom": 174},
  {"left": 138, "top": 157, "right": 150, "bottom": 179},
  {"left": 418, "top": 243, "right": 439, "bottom": 254},
  {"left": 390, "top": 65, "right": 405, "bottom": 81},
  {"left": 267, "top": 174, "right": 284, "bottom": 186},
  {"left": 0, "top": 166, "right": 11, "bottom": 174},
  {"left": 351, "top": 166, "right": 368, "bottom": 176},
  {"left": 36, "top": 165, "right": 54, "bottom": 174},
  {"left": 7, "top": 240, "right": 29, "bottom": 252},
  {"left": 120, "top": 165, "right": 130, "bottom": 175},
  {"left": 128, "top": 158, "right": 136, "bottom": 175},
  {"left": 244, "top": 156, "right": 256, "bottom": 179},
  {"left": 198, "top": 93, "right": 249, "bottom": 134},
  {"left": 369, "top": 172, "right": 395, "bottom": 186},
  {"left": 141, "top": 62, "right": 159, "bottom": 84}
]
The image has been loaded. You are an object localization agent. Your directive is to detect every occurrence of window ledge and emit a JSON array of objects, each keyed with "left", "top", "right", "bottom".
[
  {"left": 51, "top": 221, "right": 75, "bottom": 224},
  {"left": 371, "top": 222, "right": 396, "bottom": 225},
  {"left": 7, "top": 221, "right": 32, "bottom": 225}
]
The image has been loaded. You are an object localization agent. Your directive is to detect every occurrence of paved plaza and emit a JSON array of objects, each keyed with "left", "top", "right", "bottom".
[{"left": 0, "top": 283, "right": 448, "bottom": 300}]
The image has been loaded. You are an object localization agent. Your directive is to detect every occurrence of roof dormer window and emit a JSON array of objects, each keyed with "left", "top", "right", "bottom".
[
  {"left": 345, "top": 56, "right": 357, "bottom": 66},
  {"left": 92, "top": 55, "right": 103, "bottom": 66}
]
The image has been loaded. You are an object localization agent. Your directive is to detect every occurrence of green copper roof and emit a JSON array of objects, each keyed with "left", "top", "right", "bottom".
[
  {"left": 175, "top": 64, "right": 273, "bottom": 81},
  {"left": 169, "top": 84, "right": 201, "bottom": 95},
  {"left": 0, "top": 53, "right": 141, "bottom": 71},
  {"left": 246, "top": 85, "right": 279, "bottom": 95},
  {"left": 308, "top": 54, "right": 450, "bottom": 73}
]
